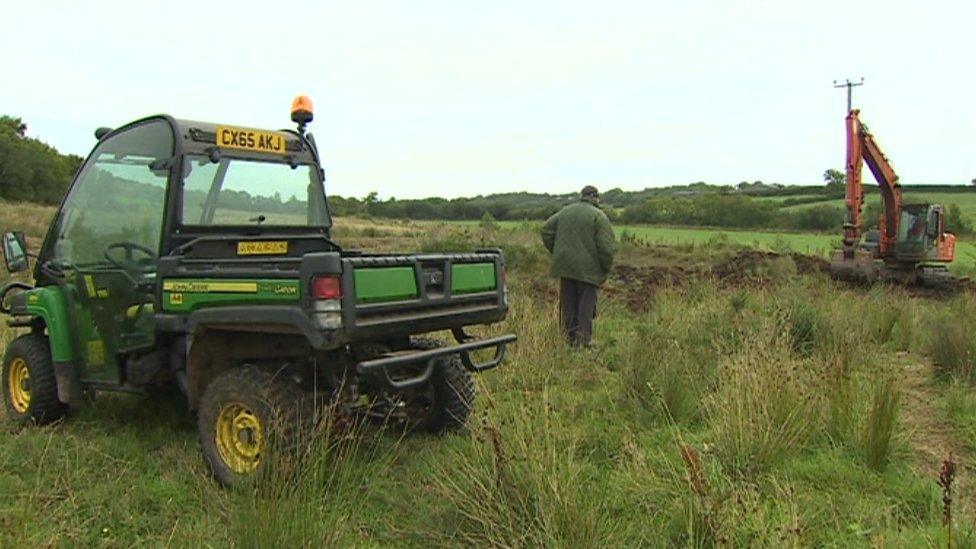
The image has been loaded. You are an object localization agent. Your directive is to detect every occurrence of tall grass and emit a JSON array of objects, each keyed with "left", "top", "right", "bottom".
[
  {"left": 226, "top": 410, "right": 393, "bottom": 548},
  {"left": 0, "top": 200, "right": 57, "bottom": 241},
  {"left": 942, "top": 378, "right": 976, "bottom": 453},
  {"left": 927, "top": 295, "right": 976, "bottom": 381},
  {"left": 618, "top": 323, "right": 709, "bottom": 425},
  {"left": 707, "top": 329, "right": 817, "bottom": 476},
  {"left": 417, "top": 283, "right": 629, "bottom": 546},
  {"left": 616, "top": 287, "right": 735, "bottom": 425},
  {"left": 824, "top": 355, "right": 858, "bottom": 446},
  {"left": 425, "top": 390, "right": 619, "bottom": 547},
  {"left": 862, "top": 376, "right": 901, "bottom": 472},
  {"left": 783, "top": 298, "right": 825, "bottom": 357}
]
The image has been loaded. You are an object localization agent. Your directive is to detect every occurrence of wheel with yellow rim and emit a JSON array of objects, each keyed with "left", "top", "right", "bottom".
[
  {"left": 198, "top": 365, "right": 312, "bottom": 487},
  {"left": 2, "top": 334, "right": 65, "bottom": 423}
]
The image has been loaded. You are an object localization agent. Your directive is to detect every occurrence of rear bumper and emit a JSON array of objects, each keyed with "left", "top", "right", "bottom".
[
  {"left": 166, "top": 302, "right": 507, "bottom": 351},
  {"left": 356, "top": 333, "right": 517, "bottom": 390}
]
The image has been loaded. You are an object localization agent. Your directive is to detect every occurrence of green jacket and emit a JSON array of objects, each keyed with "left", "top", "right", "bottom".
[{"left": 540, "top": 199, "right": 616, "bottom": 286}]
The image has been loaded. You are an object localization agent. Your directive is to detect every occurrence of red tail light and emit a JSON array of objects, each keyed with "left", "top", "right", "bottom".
[{"left": 311, "top": 276, "right": 342, "bottom": 300}]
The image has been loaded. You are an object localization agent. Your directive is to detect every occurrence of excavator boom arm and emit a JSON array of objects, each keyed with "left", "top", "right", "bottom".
[
  {"left": 843, "top": 109, "right": 903, "bottom": 255},
  {"left": 860, "top": 129, "right": 902, "bottom": 246}
]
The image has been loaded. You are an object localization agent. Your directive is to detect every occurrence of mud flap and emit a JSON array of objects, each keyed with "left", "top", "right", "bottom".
[{"left": 54, "top": 361, "right": 83, "bottom": 406}]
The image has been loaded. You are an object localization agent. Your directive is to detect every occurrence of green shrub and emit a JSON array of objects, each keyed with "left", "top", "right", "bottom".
[
  {"left": 500, "top": 242, "right": 546, "bottom": 274},
  {"left": 478, "top": 211, "right": 500, "bottom": 230}
]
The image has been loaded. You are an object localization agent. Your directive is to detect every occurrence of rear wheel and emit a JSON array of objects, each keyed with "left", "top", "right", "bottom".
[
  {"left": 197, "top": 365, "right": 312, "bottom": 487},
  {"left": 393, "top": 339, "right": 475, "bottom": 433},
  {"left": 2, "top": 334, "right": 65, "bottom": 423}
]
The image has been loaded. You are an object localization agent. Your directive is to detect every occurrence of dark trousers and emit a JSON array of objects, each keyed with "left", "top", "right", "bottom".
[{"left": 559, "top": 278, "right": 598, "bottom": 347}]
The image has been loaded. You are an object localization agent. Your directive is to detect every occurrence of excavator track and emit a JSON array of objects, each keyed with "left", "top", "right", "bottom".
[{"left": 915, "top": 265, "right": 951, "bottom": 287}]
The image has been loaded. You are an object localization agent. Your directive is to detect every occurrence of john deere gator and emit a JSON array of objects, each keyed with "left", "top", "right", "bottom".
[{"left": 0, "top": 96, "right": 515, "bottom": 486}]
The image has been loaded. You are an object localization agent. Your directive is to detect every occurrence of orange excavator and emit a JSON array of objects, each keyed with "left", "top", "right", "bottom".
[{"left": 829, "top": 109, "right": 956, "bottom": 285}]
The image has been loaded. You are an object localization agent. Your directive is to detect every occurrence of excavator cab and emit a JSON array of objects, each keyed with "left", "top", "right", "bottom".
[
  {"left": 894, "top": 204, "right": 946, "bottom": 261},
  {"left": 893, "top": 204, "right": 954, "bottom": 263},
  {"left": 896, "top": 204, "right": 934, "bottom": 255}
]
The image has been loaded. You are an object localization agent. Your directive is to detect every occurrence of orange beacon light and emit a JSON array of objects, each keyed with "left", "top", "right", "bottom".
[{"left": 291, "top": 95, "right": 314, "bottom": 132}]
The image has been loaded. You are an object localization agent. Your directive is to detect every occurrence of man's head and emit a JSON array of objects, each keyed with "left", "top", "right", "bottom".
[{"left": 580, "top": 185, "right": 600, "bottom": 204}]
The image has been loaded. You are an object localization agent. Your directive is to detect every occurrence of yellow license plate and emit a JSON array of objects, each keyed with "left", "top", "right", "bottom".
[
  {"left": 237, "top": 241, "right": 288, "bottom": 255},
  {"left": 216, "top": 126, "right": 288, "bottom": 154}
]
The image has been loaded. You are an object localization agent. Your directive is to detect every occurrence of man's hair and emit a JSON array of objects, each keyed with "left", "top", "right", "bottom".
[{"left": 581, "top": 185, "right": 599, "bottom": 198}]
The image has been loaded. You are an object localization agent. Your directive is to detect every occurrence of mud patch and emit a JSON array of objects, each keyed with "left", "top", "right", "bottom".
[
  {"left": 603, "top": 249, "right": 966, "bottom": 312},
  {"left": 609, "top": 264, "right": 690, "bottom": 311},
  {"left": 607, "top": 250, "right": 828, "bottom": 310},
  {"left": 546, "top": 246, "right": 969, "bottom": 312}
]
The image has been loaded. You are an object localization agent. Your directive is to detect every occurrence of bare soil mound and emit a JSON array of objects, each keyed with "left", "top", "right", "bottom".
[{"left": 607, "top": 249, "right": 969, "bottom": 311}]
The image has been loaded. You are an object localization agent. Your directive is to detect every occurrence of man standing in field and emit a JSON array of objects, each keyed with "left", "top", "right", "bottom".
[{"left": 541, "top": 185, "right": 615, "bottom": 347}]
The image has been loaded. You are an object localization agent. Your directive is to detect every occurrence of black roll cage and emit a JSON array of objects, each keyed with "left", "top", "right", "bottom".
[{"left": 35, "top": 115, "right": 334, "bottom": 285}]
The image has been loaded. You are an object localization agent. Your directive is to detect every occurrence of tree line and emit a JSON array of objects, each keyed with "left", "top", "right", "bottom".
[
  {"left": 330, "top": 188, "right": 974, "bottom": 235},
  {"left": 0, "top": 116, "right": 83, "bottom": 204},
  {"left": 2, "top": 114, "right": 974, "bottom": 235}
]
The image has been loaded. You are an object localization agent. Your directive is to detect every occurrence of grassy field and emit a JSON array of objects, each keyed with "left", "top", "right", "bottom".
[
  {"left": 464, "top": 220, "right": 840, "bottom": 254},
  {"left": 0, "top": 200, "right": 56, "bottom": 242},
  {"left": 743, "top": 189, "right": 976, "bottom": 210},
  {"left": 1, "top": 202, "right": 976, "bottom": 545},
  {"left": 780, "top": 191, "right": 976, "bottom": 215},
  {"left": 460, "top": 219, "right": 976, "bottom": 274}
]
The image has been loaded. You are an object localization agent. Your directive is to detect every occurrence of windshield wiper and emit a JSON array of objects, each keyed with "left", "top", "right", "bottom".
[{"left": 249, "top": 215, "right": 266, "bottom": 225}]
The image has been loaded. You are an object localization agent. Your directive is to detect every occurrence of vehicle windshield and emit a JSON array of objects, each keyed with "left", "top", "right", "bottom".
[{"left": 182, "top": 155, "right": 330, "bottom": 227}]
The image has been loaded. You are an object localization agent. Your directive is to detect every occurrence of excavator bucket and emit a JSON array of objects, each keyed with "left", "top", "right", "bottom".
[{"left": 829, "top": 250, "right": 879, "bottom": 283}]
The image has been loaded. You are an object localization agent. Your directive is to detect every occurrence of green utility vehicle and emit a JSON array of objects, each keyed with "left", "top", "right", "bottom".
[{"left": 0, "top": 97, "right": 515, "bottom": 485}]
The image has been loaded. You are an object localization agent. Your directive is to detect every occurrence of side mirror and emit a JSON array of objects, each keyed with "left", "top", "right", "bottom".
[{"left": 2, "top": 231, "right": 28, "bottom": 273}]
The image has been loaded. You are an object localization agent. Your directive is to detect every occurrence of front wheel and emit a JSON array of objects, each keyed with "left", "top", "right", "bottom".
[
  {"left": 2, "top": 334, "right": 65, "bottom": 423},
  {"left": 197, "top": 365, "right": 312, "bottom": 487}
]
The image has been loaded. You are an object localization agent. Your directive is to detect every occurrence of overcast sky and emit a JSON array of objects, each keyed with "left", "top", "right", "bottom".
[{"left": 2, "top": 0, "right": 974, "bottom": 199}]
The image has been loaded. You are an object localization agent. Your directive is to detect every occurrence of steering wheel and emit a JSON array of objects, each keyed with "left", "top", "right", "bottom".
[{"left": 104, "top": 242, "right": 158, "bottom": 272}]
